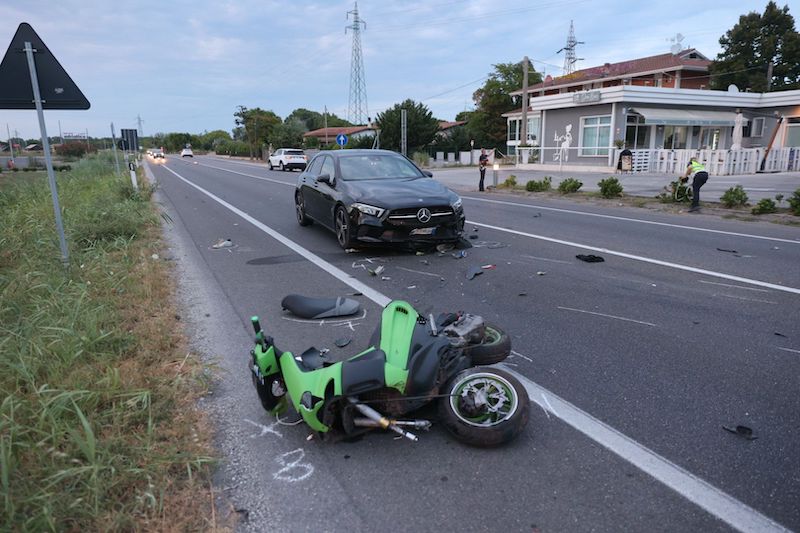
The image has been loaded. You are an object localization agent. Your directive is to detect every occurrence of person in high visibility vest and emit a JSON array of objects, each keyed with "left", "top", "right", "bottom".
[{"left": 680, "top": 156, "right": 709, "bottom": 212}]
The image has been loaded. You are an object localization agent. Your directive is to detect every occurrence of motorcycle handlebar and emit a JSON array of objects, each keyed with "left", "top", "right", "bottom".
[{"left": 251, "top": 316, "right": 262, "bottom": 336}]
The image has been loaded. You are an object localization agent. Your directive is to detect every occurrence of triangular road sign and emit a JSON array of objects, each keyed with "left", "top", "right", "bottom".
[{"left": 0, "top": 22, "right": 90, "bottom": 110}]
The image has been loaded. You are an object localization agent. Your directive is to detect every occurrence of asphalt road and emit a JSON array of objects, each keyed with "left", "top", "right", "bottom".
[{"left": 146, "top": 155, "right": 800, "bottom": 532}]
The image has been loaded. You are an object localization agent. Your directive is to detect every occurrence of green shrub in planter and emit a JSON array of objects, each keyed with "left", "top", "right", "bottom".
[
  {"left": 751, "top": 198, "right": 777, "bottom": 215},
  {"left": 558, "top": 177, "right": 582, "bottom": 194},
  {"left": 787, "top": 188, "right": 800, "bottom": 216},
  {"left": 721, "top": 185, "right": 748, "bottom": 208},
  {"left": 525, "top": 176, "right": 552, "bottom": 192},
  {"left": 501, "top": 174, "right": 518, "bottom": 188},
  {"left": 598, "top": 176, "right": 623, "bottom": 198}
]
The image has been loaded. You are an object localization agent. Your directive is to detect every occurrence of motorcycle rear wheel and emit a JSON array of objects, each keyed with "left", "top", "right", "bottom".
[
  {"left": 439, "top": 367, "right": 529, "bottom": 447},
  {"left": 464, "top": 323, "right": 511, "bottom": 365}
]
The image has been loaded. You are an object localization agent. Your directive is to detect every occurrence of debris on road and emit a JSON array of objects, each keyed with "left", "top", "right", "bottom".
[
  {"left": 466, "top": 266, "right": 484, "bottom": 280},
  {"left": 211, "top": 238, "right": 234, "bottom": 249},
  {"left": 518, "top": 292, "right": 528, "bottom": 296},
  {"left": 576, "top": 254, "right": 605, "bottom": 263},
  {"left": 381, "top": 276, "right": 391, "bottom": 281},
  {"left": 481, "top": 264, "right": 496, "bottom": 270},
  {"left": 717, "top": 248, "right": 738, "bottom": 254},
  {"left": 536, "top": 271, "right": 546, "bottom": 276},
  {"left": 774, "top": 332, "right": 787, "bottom": 338},
  {"left": 436, "top": 243, "right": 455, "bottom": 253},
  {"left": 345, "top": 248, "right": 359, "bottom": 253},
  {"left": 368, "top": 265, "right": 385, "bottom": 276},
  {"left": 419, "top": 259, "right": 430, "bottom": 265},
  {"left": 722, "top": 425, "right": 758, "bottom": 440},
  {"left": 415, "top": 250, "right": 426, "bottom": 256},
  {"left": 468, "top": 234, "right": 478, "bottom": 240},
  {"left": 281, "top": 294, "right": 361, "bottom": 319},
  {"left": 452, "top": 250, "right": 467, "bottom": 259}
]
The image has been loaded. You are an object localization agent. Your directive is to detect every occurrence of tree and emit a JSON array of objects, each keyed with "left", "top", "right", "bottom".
[
  {"left": 270, "top": 119, "right": 306, "bottom": 148},
  {"left": 467, "top": 61, "right": 542, "bottom": 151},
  {"left": 234, "top": 105, "right": 282, "bottom": 159},
  {"left": 375, "top": 99, "right": 439, "bottom": 153},
  {"left": 199, "top": 130, "right": 232, "bottom": 151},
  {"left": 163, "top": 132, "right": 192, "bottom": 152},
  {"left": 710, "top": 2, "right": 800, "bottom": 91}
]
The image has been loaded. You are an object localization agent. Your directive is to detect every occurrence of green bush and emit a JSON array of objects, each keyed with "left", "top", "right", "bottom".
[
  {"left": 721, "top": 185, "right": 749, "bottom": 207},
  {"left": 525, "top": 176, "right": 552, "bottom": 192},
  {"left": 558, "top": 177, "right": 582, "bottom": 194},
  {"left": 412, "top": 151, "right": 430, "bottom": 167},
  {"left": 501, "top": 174, "right": 517, "bottom": 188},
  {"left": 598, "top": 176, "right": 623, "bottom": 198},
  {"left": 751, "top": 198, "right": 777, "bottom": 215},
  {"left": 788, "top": 188, "right": 800, "bottom": 215}
]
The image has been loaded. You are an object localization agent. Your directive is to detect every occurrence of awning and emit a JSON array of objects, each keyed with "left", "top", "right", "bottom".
[{"left": 630, "top": 108, "right": 745, "bottom": 127}]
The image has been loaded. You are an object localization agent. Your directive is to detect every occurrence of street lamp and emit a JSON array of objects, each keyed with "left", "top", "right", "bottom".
[{"left": 470, "top": 139, "right": 474, "bottom": 165}]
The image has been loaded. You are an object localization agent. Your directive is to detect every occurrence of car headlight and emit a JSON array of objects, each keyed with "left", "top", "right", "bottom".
[
  {"left": 451, "top": 197, "right": 463, "bottom": 210},
  {"left": 352, "top": 202, "right": 385, "bottom": 218}
]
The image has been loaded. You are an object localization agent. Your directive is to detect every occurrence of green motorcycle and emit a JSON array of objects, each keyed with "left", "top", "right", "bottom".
[{"left": 249, "top": 298, "right": 529, "bottom": 446}]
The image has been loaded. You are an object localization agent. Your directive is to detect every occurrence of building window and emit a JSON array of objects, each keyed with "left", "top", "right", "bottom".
[
  {"left": 507, "top": 119, "right": 519, "bottom": 141},
  {"left": 580, "top": 115, "right": 611, "bottom": 156},
  {"left": 786, "top": 118, "right": 800, "bottom": 147},
  {"left": 699, "top": 128, "right": 721, "bottom": 150},
  {"left": 526, "top": 116, "right": 541, "bottom": 145},
  {"left": 625, "top": 115, "right": 650, "bottom": 149},
  {"left": 663, "top": 126, "right": 688, "bottom": 149},
  {"left": 750, "top": 117, "right": 765, "bottom": 137}
]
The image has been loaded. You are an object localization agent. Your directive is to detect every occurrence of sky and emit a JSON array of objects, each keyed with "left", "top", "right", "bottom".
[{"left": 0, "top": 0, "right": 789, "bottom": 140}]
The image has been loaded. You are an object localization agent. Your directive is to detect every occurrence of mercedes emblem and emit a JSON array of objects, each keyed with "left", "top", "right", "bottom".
[{"left": 416, "top": 208, "right": 432, "bottom": 223}]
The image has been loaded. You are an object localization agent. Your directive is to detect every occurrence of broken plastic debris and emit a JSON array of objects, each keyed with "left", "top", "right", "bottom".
[
  {"left": 367, "top": 265, "right": 385, "bottom": 276},
  {"left": 536, "top": 271, "right": 546, "bottom": 276},
  {"left": 334, "top": 337, "right": 352, "bottom": 348},
  {"left": 774, "top": 332, "right": 787, "bottom": 338},
  {"left": 722, "top": 425, "right": 757, "bottom": 440},
  {"left": 466, "top": 266, "right": 483, "bottom": 280},
  {"left": 381, "top": 276, "right": 391, "bottom": 281},
  {"left": 436, "top": 243, "right": 455, "bottom": 253},
  {"left": 452, "top": 250, "right": 467, "bottom": 259},
  {"left": 716, "top": 248, "right": 738, "bottom": 254},
  {"left": 518, "top": 292, "right": 527, "bottom": 296},
  {"left": 533, "top": 212, "right": 542, "bottom": 217},
  {"left": 576, "top": 254, "right": 604, "bottom": 263},
  {"left": 415, "top": 251, "right": 426, "bottom": 256},
  {"left": 345, "top": 248, "right": 359, "bottom": 253},
  {"left": 481, "top": 264, "right": 496, "bottom": 270},
  {"left": 212, "top": 238, "right": 233, "bottom": 249},
  {"left": 468, "top": 234, "right": 478, "bottom": 240},
  {"left": 419, "top": 259, "right": 429, "bottom": 265},
  {"left": 406, "top": 285, "right": 417, "bottom": 289},
  {"left": 349, "top": 292, "right": 363, "bottom": 296}
]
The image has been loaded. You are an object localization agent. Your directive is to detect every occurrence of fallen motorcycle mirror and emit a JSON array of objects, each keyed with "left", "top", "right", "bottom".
[{"left": 249, "top": 299, "right": 529, "bottom": 446}]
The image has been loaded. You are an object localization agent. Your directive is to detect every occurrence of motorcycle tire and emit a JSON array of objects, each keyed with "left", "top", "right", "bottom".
[
  {"left": 464, "top": 323, "right": 511, "bottom": 365},
  {"left": 439, "top": 366, "right": 529, "bottom": 447}
]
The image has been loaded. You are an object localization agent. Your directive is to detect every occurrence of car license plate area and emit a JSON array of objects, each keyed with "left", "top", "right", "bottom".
[{"left": 410, "top": 227, "right": 435, "bottom": 235}]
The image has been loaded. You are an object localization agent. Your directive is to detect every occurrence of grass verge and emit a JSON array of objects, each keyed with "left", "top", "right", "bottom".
[{"left": 0, "top": 154, "right": 223, "bottom": 531}]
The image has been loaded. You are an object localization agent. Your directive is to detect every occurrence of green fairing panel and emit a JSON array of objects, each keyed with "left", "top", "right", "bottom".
[
  {"left": 253, "top": 343, "right": 279, "bottom": 377},
  {"left": 379, "top": 301, "right": 417, "bottom": 368},
  {"left": 279, "top": 352, "right": 342, "bottom": 432}
]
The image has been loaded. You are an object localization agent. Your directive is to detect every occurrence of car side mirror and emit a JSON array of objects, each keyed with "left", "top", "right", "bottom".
[
  {"left": 423, "top": 170, "right": 433, "bottom": 177},
  {"left": 317, "top": 173, "right": 334, "bottom": 186}
]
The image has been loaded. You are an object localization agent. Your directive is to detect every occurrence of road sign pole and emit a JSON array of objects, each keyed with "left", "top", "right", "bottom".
[
  {"left": 6, "top": 123, "right": 14, "bottom": 162},
  {"left": 24, "top": 40, "right": 69, "bottom": 267}
]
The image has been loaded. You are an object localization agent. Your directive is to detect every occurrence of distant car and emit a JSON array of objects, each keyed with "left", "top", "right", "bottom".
[
  {"left": 294, "top": 149, "right": 464, "bottom": 250},
  {"left": 269, "top": 148, "right": 307, "bottom": 171},
  {"left": 151, "top": 148, "right": 165, "bottom": 159},
  {"left": 180, "top": 148, "right": 193, "bottom": 158}
]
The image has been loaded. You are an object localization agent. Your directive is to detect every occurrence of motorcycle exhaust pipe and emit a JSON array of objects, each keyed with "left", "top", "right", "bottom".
[
  {"left": 353, "top": 418, "right": 431, "bottom": 430},
  {"left": 348, "top": 399, "right": 419, "bottom": 441}
]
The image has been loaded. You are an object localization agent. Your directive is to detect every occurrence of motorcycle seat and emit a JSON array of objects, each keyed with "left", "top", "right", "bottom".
[{"left": 281, "top": 294, "right": 361, "bottom": 319}]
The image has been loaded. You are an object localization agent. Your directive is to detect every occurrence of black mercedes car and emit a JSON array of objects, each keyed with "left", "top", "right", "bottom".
[{"left": 294, "top": 149, "right": 465, "bottom": 249}]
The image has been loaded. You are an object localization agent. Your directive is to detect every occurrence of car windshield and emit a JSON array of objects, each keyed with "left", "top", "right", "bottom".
[
  {"left": 286, "top": 150, "right": 304, "bottom": 156},
  {"left": 339, "top": 154, "right": 422, "bottom": 180}
]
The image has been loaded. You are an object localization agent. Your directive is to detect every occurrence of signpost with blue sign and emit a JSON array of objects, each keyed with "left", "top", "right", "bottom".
[{"left": 336, "top": 133, "right": 348, "bottom": 148}]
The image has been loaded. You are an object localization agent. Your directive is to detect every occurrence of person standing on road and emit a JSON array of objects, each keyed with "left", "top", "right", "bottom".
[
  {"left": 681, "top": 156, "right": 708, "bottom": 212},
  {"left": 478, "top": 148, "right": 489, "bottom": 191}
]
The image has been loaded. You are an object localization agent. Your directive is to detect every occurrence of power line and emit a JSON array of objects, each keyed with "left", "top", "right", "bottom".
[{"left": 346, "top": 2, "right": 368, "bottom": 125}]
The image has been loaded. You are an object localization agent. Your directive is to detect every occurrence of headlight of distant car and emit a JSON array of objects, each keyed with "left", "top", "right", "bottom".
[
  {"left": 451, "top": 197, "right": 463, "bottom": 210},
  {"left": 352, "top": 202, "right": 385, "bottom": 218}
]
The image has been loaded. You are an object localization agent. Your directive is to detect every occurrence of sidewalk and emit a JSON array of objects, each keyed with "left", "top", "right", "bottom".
[{"left": 429, "top": 165, "right": 800, "bottom": 203}]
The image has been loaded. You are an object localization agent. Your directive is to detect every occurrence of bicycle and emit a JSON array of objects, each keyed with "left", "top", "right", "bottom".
[{"left": 670, "top": 177, "right": 694, "bottom": 203}]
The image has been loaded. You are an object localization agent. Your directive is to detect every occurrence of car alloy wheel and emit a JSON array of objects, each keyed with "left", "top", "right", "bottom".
[{"left": 335, "top": 206, "right": 353, "bottom": 249}]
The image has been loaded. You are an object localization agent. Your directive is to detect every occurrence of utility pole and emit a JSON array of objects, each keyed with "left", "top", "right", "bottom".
[
  {"left": 520, "top": 56, "right": 530, "bottom": 152},
  {"left": 324, "top": 105, "right": 329, "bottom": 145},
  {"left": 766, "top": 62, "right": 774, "bottom": 92},
  {"left": 110, "top": 122, "right": 121, "bottom": 175},
  {"left": 58, "top": 119, "right": 63, "bottom": 144},
  {"left": 85, "top": 128, "right": 89, "bottom": 153},
  {"left": 400, "top": 108, "right": 407, "bottom": 156},
  {"left": 346, "top": 2, "right": 368, "bottom": 125},
  {"left": 136, "top": 114, "right": 144, "bottom": 138}
]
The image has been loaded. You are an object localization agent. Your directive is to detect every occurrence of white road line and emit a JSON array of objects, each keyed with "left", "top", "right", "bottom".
[
  {"left": 161, "top": 165, "right": 391, "bottom": 308},
  {"left": 776, "top": 347, "right": 800, "bottom": 355},
  {"left": 520, "top": 254, "right": 572, "bottom": 264},
  {"left": 510, "top": 350, "right": 533, "bottom": 363},
  {"left": 194, "top": 161, "right": 295, "bottom": 187},
  {"left": 697, "top": 280, "right": 771, "bottom": 293},
  {"left": 464, "top": 196, "right": 800, "bottom": 245},
  {"left": 160, "top": 164, "right": 790, "bottom": 532},
  {"left": 469, "top": 220, "right": 800, "bottom": 295},
  {"left": 557, "top": 306, "right": 657, "bottom": 327},
  {"left": 500, "top": 365, "right": 791, "bottom": 533}
]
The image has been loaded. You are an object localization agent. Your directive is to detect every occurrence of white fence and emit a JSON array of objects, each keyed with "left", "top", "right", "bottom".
[
  {"left": 514, "top": 146, "right": 799, "bottom": 175},
  {"left": 612, "top": 147, "right": 799, "bottom": 176}
]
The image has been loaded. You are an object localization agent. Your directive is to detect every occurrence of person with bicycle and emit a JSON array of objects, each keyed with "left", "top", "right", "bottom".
[{"left": 680, "top": 156, "right": 708, "bottom": 212}]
